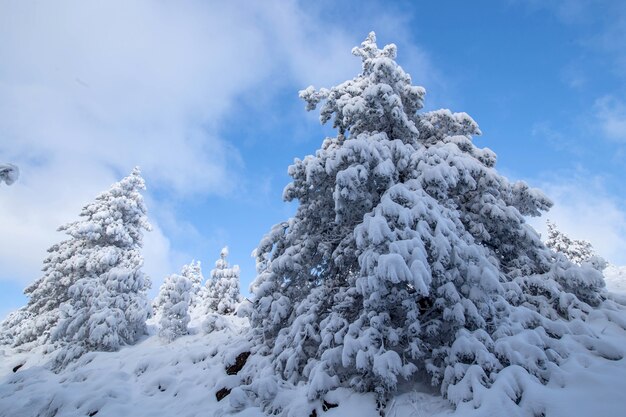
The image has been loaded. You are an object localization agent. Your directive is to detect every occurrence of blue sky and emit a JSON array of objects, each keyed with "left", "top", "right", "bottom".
[{"left": 1, "top": 0, "right": 626, "bottom": 320}]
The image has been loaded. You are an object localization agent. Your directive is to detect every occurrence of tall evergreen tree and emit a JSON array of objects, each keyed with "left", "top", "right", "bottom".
[
  {"left": 240, "top": 33, "right": 608, "bottom": 412},
  {"left": 0, "top": 168, "right": 152, "bottom": 357},
  {"left": 51, "top": 168, "right": 152, "bottom": 354}
]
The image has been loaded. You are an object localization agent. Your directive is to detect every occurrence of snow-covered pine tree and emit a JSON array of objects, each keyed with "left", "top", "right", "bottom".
[
  {"left": 205, "top": 247, "right": 241, "bottom": 315},
  {"left": 0, "top": 309, "right": 32, "bottom": 346},
  {"left": 1, "top": 169, "right": 152, "bottom": 352},
  {"left": 181, "top": 260, "right": 204, "bottom": 310},
  {"left": 238, "top": 33, "right": 609, "bottom": 413},
  {"left": 45, "top": 168, "right": 152, "bottom": 356},
  {"left": 0, "top": 236, "right": 86, "bottom": 347},
  {"left": 154, "top": 261, "right": 203, "bottom": 320},
  {"left": 156, "top": 273, "right": 192, "bottom": 342},
  {"left": 545, "top": 220, "right": 606, "bottom": 269}
]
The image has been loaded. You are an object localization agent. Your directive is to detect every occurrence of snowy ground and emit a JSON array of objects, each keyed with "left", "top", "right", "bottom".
[{"left": 2, "top": 267, "right": 626, "bottom": 417}]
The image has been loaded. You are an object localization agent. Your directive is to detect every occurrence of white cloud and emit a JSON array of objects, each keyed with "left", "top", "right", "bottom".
[
  {"left": 594, "top": 96, "right": 626, "bottom": 142},
  {"left": 0, "top": 0, "right": 435, "bottom": 290},
  {"left": 528, "top": 176, "right": 626, "bottom": 266},
  {"left": 0, "top": 1, "right": 269, "bottom": 196},
  {"left": 0, "top": 1, "right": 270, "bottom": 291}
]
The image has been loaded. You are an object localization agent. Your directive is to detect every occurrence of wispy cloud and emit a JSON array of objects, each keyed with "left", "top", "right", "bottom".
[
  {"left": 529, "top": 174, "right": 626, "bottom": 265},
  {"left": 560, "top": 62, "right": 587, "bottom": 89},
  {"left": 594, "top": 96, "right": 626, "bottom": 142},
  {"left": 531, "top": 122, "right": 583, "bottom": 154}
]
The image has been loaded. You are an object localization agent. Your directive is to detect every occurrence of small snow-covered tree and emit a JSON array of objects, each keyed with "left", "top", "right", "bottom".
[
  {"left": 156, "top": 273, "right": 191, "bottom": 342},
  {"left": 236, "top": 33, "right": 609, "bottom": 414},
  {"left": 205, "top": 247, "right": 241, "bottom": 315},
  {"left": 45, "top": 168, "right": 152, "bottom": 355},
  {"left": 154, "top": 260, "right": 203, "bottom": 321},
  {"left": 181, "top": 260, "right": 204, "bottom": 309},
  {"left": 0, "top": 163, "right": 19, "bottom": 186},
  {"left": 545, "top": 220, "right": 605, "bottom": 269}
]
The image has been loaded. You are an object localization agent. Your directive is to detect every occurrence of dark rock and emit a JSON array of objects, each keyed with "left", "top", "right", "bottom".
[
  {"left": 88, "top": 411, "right": 98, "bottom": 416},
  {"left": 323, "top": 400, "right": 338, "bottom": 411},
  {"left": 226, "top": 351, "right": 250, "bottom": 375},
  {"left": 216, "top": 387, "right": 231, "bottom": 401},
  {"left": 12, "top": 364, "right": 23, "bottom": 373}
]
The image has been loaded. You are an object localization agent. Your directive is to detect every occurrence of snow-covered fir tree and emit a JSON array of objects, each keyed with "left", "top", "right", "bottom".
[
  {"left": 1, "top": 236, "right": 86, "bottom": 347},
  {"left": 181, "top": 260, "right": 204, "bottom": 310},
  {"left": 0, "top": 309, "right": 32, "bottom": 346},
  {"left": 545, "top": 220, "right": 606, "bottom": 269},
  {"left": 156, "top": 273, "right": 192, "bottom": 342},
  {"left": 154, "top": 261, "right": 203, "bottom": 320},
  {"left": 38, "top": 168, "right": 152, "bottom": 358},
  {"left": 236, "top": 33, "right": 610, "bottom": 413},
  {"left": 1, "top": 169, "right": 152, "bottom": 350},
  {"left": 205, "top": 247, "right": 241, "bottom": 315}
]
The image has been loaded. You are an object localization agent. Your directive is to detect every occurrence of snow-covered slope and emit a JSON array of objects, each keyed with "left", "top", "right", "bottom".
[
  {"left": 0, "top": 318, "right": 254, "bottom": 417},
  {"left": 2, "top": 275, "right": 626, "bottom": 417}
]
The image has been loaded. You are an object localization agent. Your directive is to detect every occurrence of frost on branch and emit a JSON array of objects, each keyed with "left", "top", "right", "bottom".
[
  {"left": 1, "top": 168, "right": 152, "bottom": 362},
  {"left": 238, "top": 32, "right": 613, "bottom": 414},
  {"left": 0, "top": 163, "right": 19, "bottom": 186}
]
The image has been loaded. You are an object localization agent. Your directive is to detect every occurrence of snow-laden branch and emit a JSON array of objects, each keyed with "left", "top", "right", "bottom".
[{"left": 0, "top": 163, "right": 19, "bottom": 186}]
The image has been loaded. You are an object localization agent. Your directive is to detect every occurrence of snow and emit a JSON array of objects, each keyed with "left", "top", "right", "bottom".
[
  {"left": 0, "top": 318, "right": 252, "bottom": 417},
  {"left": 2, "top": 289, "right": 626, "bottom": 417},
  {"left": 4, "top": 304, "right": 624, "bottom": 416},
  {"left": 2, "top": 230, "right": 626, "bottom": 417}
]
